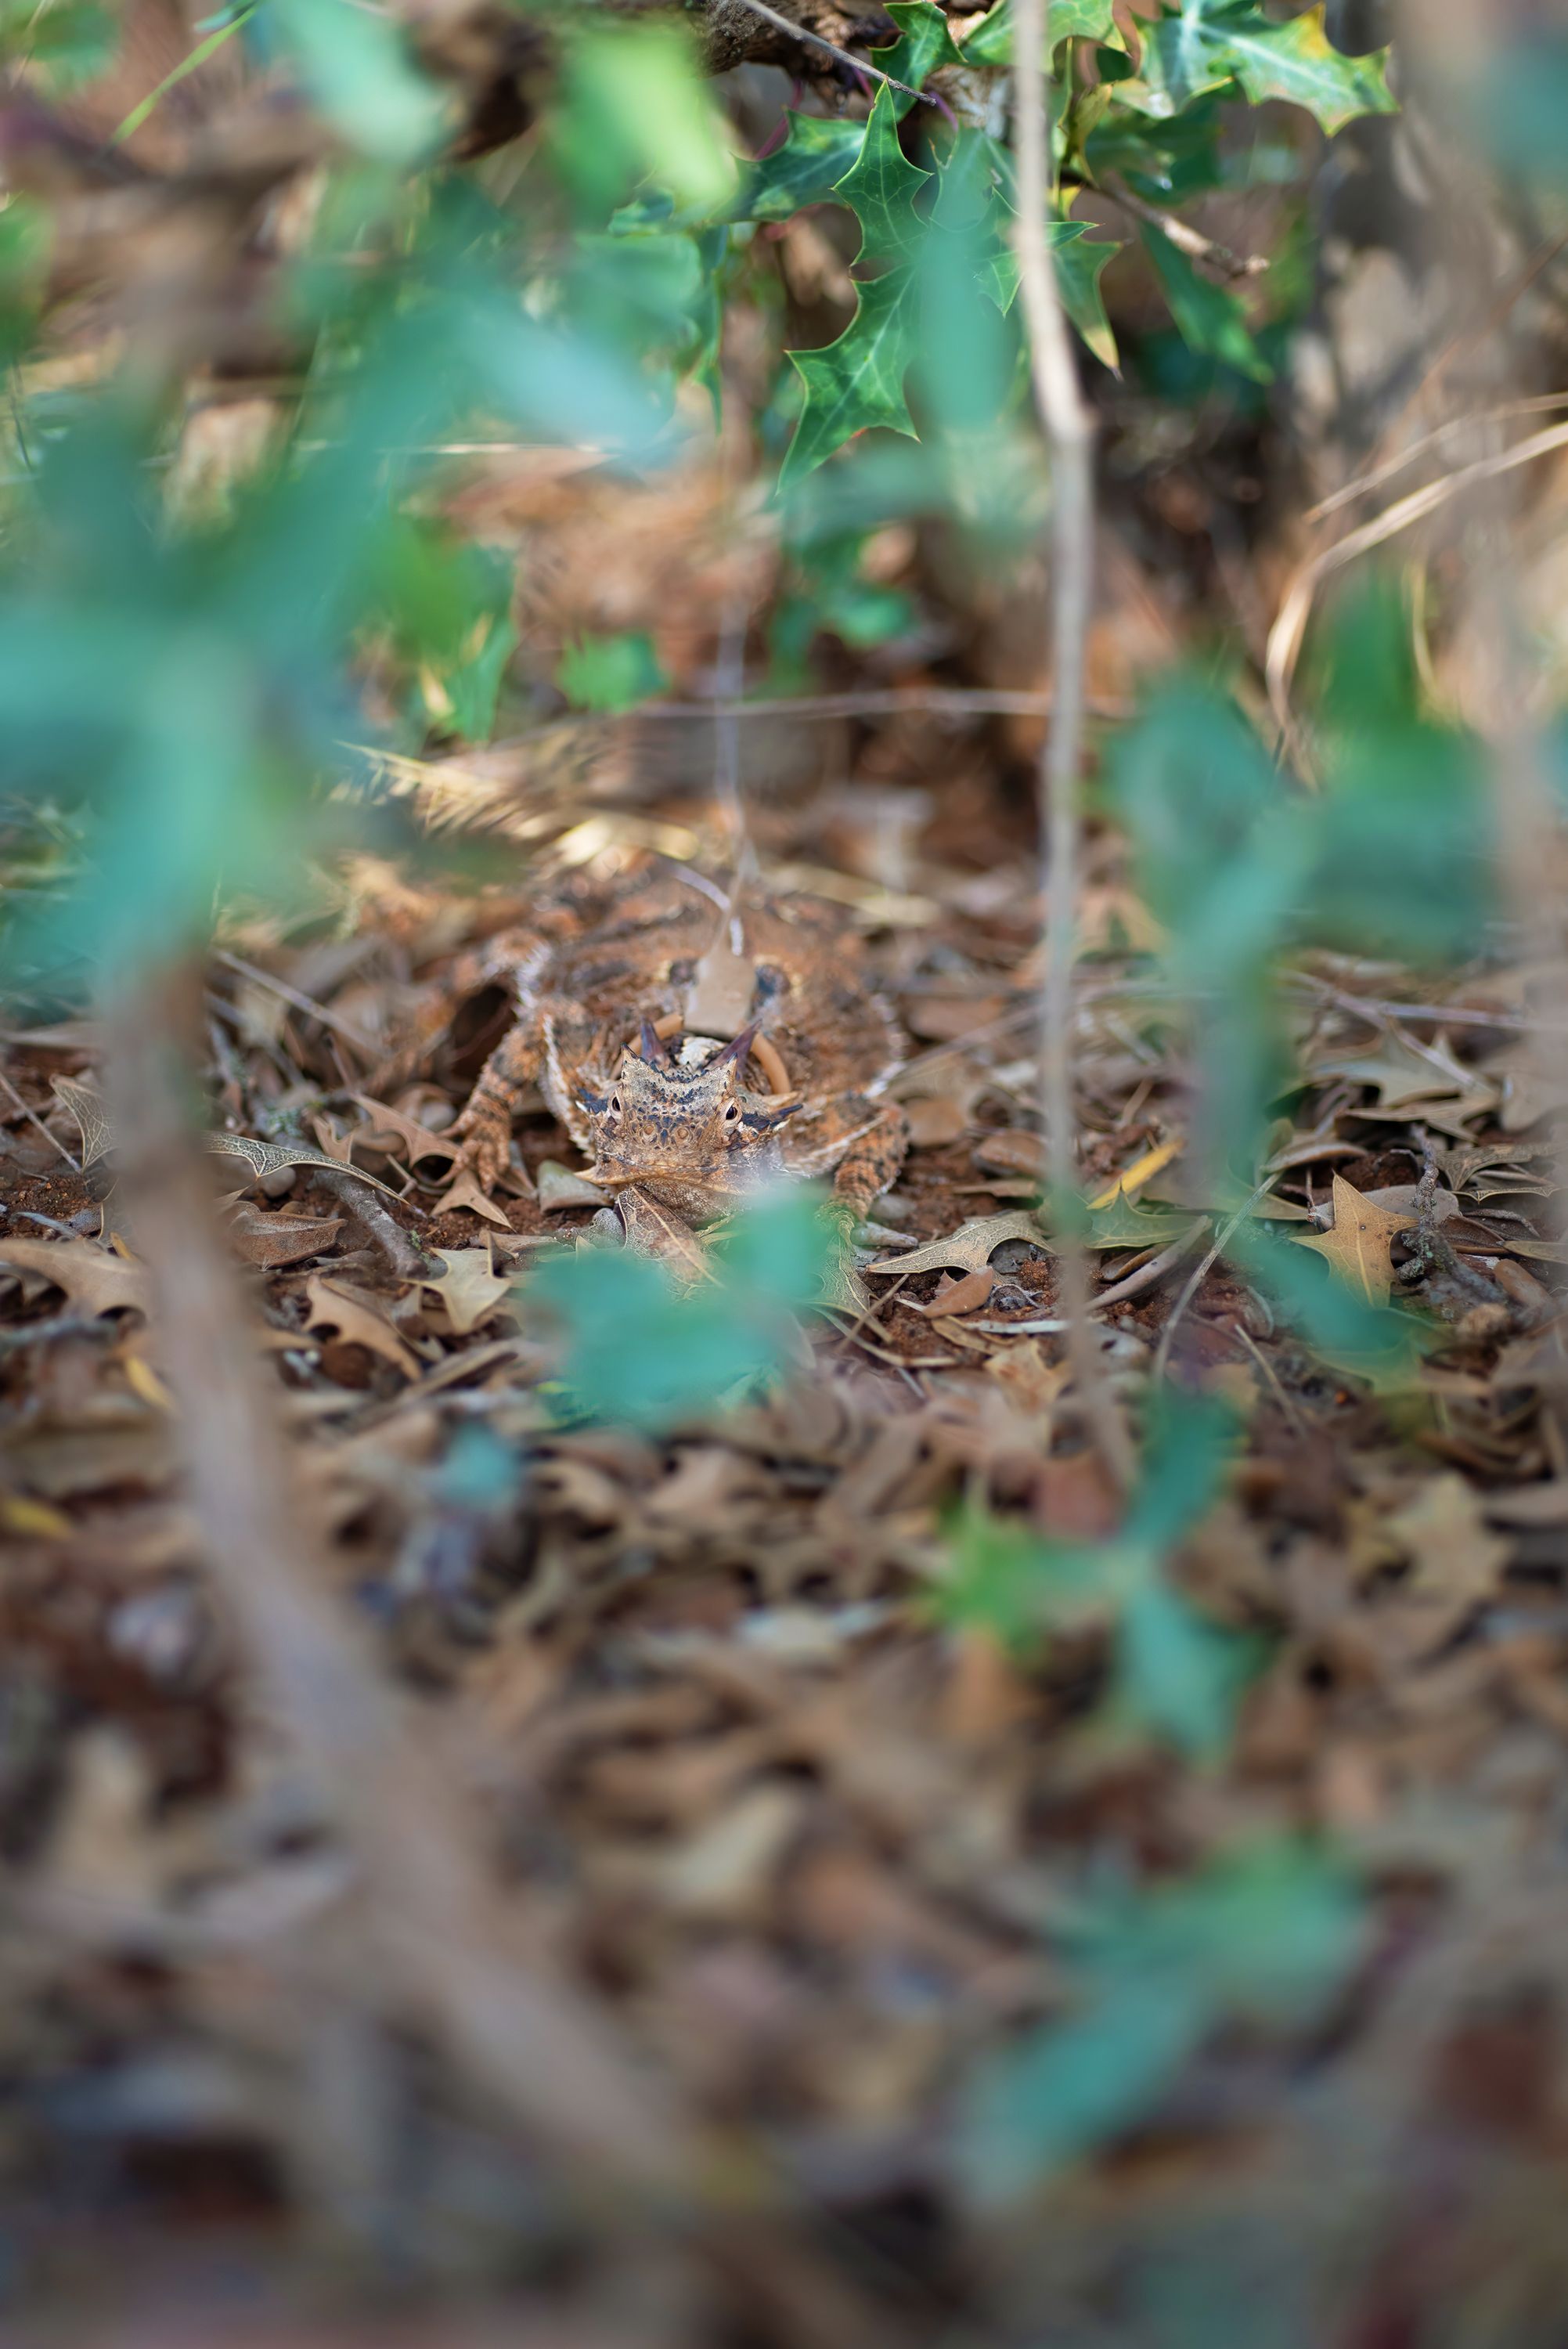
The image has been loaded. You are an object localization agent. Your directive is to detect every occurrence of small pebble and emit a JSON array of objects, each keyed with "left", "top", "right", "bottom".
[{"left": 260, "top": 1167, "right": 297, "bottom": 1199}]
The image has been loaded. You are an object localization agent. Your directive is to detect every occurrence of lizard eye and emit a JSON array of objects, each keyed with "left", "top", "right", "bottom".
[
  {"left": 723, "top": 1099, "right": 741, "bottom": 1124},
  {"left": 609, "top": 1092, "right": 623, "bottom": 1117}
]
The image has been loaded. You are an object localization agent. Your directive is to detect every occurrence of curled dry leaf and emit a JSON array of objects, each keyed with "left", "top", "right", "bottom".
[
  {"left": 302, "top": 1276, "right": 421, "bottom": 1377},
  {"left": 227, "top": 1203, "right": 344, "bottom": 1268},
  {"left": 204, "top": 1131, "right": 402, "bottom": 1200},
  {"left": 0, "top": 1232, "right": 149, "bottom": 1317},
  {"left": 867, "top": 1209, "right": 1048, "bottom": 1277},
  {"left": 914, "top": 1266, "right": 996, "bottom": 1317},
  {"left": 420, "top": 1245, "right": 516, "bottom": 1336}
]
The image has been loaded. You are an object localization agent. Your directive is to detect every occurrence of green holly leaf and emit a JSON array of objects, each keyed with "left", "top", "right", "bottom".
[
  {"left": 1125, "top": 2, "right": 1395, "bottom": 136},
  {"left": 962, "top": 0, "right": 1122, "bottom": 68},
  {"left": 874, "top": 0, "right": 970, "bottom": 106},
  {"left": 780, "top": 267, "right": 921, "bottom": 487},
  {"left": 1086, "top": 1182, "right": 1203, "bottom": 1250},
  {"left": 984, "top": 218, "right": 1120, "bottom": 370},
  {"left": 833, "top": 81, "right": 932, "bottom": 259},
  {"left": 1139, "top": 221, "right": 1271, "bottom": 381},
  {"left": 735, "top": 112, "right": 866, "bottom": 222}
]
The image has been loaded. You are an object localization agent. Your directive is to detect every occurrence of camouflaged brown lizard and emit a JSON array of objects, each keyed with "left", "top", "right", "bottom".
[{"left": 418, "top": 863, "right": 909, "bottom": 1238}]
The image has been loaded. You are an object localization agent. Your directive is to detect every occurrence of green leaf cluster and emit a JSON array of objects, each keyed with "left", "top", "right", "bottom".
[
  {"left": 964, "top": 1836, "right": 1362, "bottom": 2198},
  {"left": 934, "top": 1394, "right": 1249, "bottom": 1756}
]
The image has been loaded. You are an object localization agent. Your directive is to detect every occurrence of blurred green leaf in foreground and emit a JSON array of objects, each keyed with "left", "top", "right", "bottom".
[
  {"left": 964, "top": 1836, "right": 1363, "bottom": 2200},
  {"left": 521, "top": 1189, "right": 831, "bottom": 1432},
  {"left": 935, "top": 1394, "right": 1252, "bottom": 1757}
]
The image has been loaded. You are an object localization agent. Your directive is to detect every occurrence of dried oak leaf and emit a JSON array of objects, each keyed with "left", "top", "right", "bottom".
[
  {"left": 1293, "top": 1171, "right": 1415, "bottom": 1306},
  {"left": 0, "top": 1232, "right": 149, "bottom": 1317},
  {"left": 420, "top": 1245, "right": 515, "bottom": 1336},
  {"left": 204, "top": 1131, "right": 401, "bottom": 1200},
  {"left": 348, "top": 1094, "right": 460, "bottom": 1167},
  {"left": 49, "top": 1076, "right": 112, "bottom": 1170},
  {"left": 866, "top": 1210, "right": 1047, "bottom": 1277},
  {"left": 302, "top": 1276, "right": 421, "bottom": 1377},
  {"left": 439, "top": 1168, "right": 514, "bottom": 1228}
]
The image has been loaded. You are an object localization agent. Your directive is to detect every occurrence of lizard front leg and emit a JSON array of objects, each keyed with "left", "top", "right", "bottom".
[
  {"left": 825, "top": 1100, "right": 909, "bottom": 1231},
  {"left": 445, "top": 1019, "right": 543, "bottom": 1192}
]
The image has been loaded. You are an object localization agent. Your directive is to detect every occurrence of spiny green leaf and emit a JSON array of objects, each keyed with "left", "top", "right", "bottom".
[
  {"left": 1124, "top": 2, "right": 1395, "bottom": 136},
  {"left": 961, "top": 0, "right": 1122, "bottom": 69},
  {"left": 1085, "top": 1183, "right": 1202, "bottom": 1250},
  {"left": 989, "top": 228, "right": 1122, "bottom": 373},
  {"left": 832, "top": 82, "right": 932, "bottom": 261},
  {"left": 780, "top": 268, "right": 921, "bottom": 487},
  {"left": 736, "top": 113, "right": 866, "bottom": 222},
  {"left": 1139, "top": 220, "right": 1271, "bottom": 382},
  {"left": 873, "top": 0, "right": 969, "bottom": 104}
]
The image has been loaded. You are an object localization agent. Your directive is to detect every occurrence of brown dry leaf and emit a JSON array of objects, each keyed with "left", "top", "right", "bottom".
[
  {"left": 1292, "top": 1172, "right": 1415, "bottom": 1305},
  {"left": 49, "top": 1076, "right": 112, "bottom": 1170},
  {"left": 867, "top": 1210, "right": 1047, "bottom": 1278},
  {"left": 440, "top": 1168, "right": 515, "bottom": 1228},
  {"left": 1312, "top": 1032, "right": 1498, "bottom": 1120},
  {"left": 0, "top": 1232, "right": 149, "bottom": 1317},
  {"left": 1379, "top": 1476, "right": 1510, "bottom": 1659},
  {"left": 302, "top": 1276, "right": 421, "bottom": 1377},
  {"left": 984, "top": 1338, "right": 1068, "bottom": 1416},
  {"left": 972, "top": 1131, "right": 1045, "bottom": 1178},
  {"left": 204, "top": 1130, "right": 402, "bottom": 1200},
  {"left": 420, "top": 1244, "right": 515, "bottom": 1336},
  {"left": 617, "top": 1186, "right": 712, "bottom": 1284},
  {"left": 227, "top": 1202, "right": 344, "bottom": 1267},
  {"left": 914, "top": 1267, "right": 995, "bottom": 1317},
  {"left": 538, "top": 1159, "right": 608, "bottom": 1210},
  {"left": 903, "top": 994, "right": 1010, "bottom": 1043},
  {"left": 904, "top": 1095, "right": 969, "bottom": 1149},
  {"left": 348, "top": 1094, "right": 461, "bottom": 1167}
]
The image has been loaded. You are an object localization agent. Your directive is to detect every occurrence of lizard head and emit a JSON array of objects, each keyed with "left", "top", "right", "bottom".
[{"left": 578, "top": 1022, "right": 800, "bottom": 1216}]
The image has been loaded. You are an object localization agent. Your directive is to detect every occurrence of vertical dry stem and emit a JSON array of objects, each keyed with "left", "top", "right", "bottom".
[
  {"left": 1011, "top": 2, "right": 1134, "bottom": 1487},
  {"left": 102, "top": 972, "right": 683, "bottom": 2206}
]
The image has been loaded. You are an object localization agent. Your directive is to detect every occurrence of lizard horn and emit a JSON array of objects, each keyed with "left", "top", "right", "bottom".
[
  {"left": 716, "top": 1019, "right": 760, "bottom": 1068},
  {"left": 638, "top": 1017, "right": 669, "bottom": 1064}
]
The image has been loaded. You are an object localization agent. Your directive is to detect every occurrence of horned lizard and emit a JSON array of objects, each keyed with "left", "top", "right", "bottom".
[{"left": 420, "top": 863, "right": 909, "bottom": 1240}]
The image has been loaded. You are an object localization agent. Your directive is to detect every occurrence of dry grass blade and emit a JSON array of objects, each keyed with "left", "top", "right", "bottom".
[{"left": 1266, "top": 419, "right": 1568, "bottom": 745}]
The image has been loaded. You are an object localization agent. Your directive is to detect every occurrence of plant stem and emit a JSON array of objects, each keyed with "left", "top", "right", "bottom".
[{"left": 1011, "top": 0, "right": 1133, "bottom": 1488}]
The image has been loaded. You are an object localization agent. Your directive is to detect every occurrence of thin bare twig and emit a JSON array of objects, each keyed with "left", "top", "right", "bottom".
[
  {"left": 214, "top": 947, "right": 378, "bottom": 1055},
  {"left": 0, "top": 1063, "right": 78, "bottom": 1171},
  {"left": 1011, "top": 0, "right": 1134, "bottom": 1490},
  {"left": 618, "top": 686, "right": 1131, "bottom": 722},
  {"left": 721, "top": 0, "right": 935, "bottom": 103},
  {"left": 1104, "top": 175, "right": 1268, "bottom": 280}
]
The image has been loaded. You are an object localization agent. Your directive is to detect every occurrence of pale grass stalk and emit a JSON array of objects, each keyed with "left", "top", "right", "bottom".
[{"left": 1011, "top": 0, "right": 1133, "bottom": 1488}]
